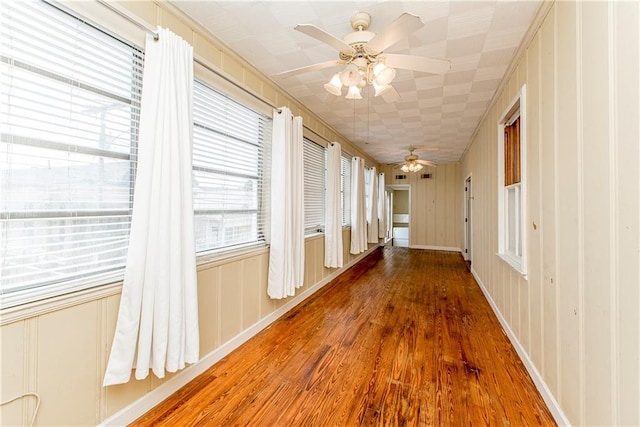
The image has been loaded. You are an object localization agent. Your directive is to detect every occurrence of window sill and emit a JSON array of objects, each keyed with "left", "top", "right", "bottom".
[
  {"left": 1, "top": 243, "right": 272, "bottom": 324},
  {"left": 196, "top": 243, "right": 269, "bottom": 270},
  {"left": 497, "top": 252, "right": 528, "bottom": 279},
  {"left": 305, "top": 232, "right": 325, "bottom": 240},
  {"left": 1, "top": 280, "right": 123, "bottom": 326}
]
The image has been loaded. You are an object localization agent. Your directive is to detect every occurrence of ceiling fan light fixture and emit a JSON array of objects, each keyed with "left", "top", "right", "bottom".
[
  {"left": 340, "top": 63, "right": 361, "bottom": 87},
  {"left": 324, "top": 73, "right": 343, "bottom": 96},
  {"left": 373, "top": 81, "right": 392, "bottom": 97},
  {"left": 345, "top": 85, "right": 362, "bottom": 100},
  {"left": 401, "top": 161, "right": 423, "bottom": 173}
]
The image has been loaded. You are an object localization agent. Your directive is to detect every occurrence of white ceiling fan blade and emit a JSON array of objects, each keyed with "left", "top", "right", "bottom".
[
  {"left": 382, "top": 53, "right": 451, "bottom": 74},
  {"left": 381, "top": 85, "right": 400, "bottom": 103},
  {"left": 366, "top": 13, "right": 424, "bottom": 54},
  {"left": 416, "top": 159, "right": 437, "bottom": 167},
  {"left": 273, "top": 60, "right": 343, "bottom": 78},
  {"left": 295, "top": 24, "right": 355, "bottom": 55}
]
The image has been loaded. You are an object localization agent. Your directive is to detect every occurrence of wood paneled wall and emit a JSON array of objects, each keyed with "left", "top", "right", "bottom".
[
  {"left": 460, "top": 2, "right": 640, "bottom": 425},
  {"left": 0, "top": 1, "right": 380, "bottom": 425},
  {"left": 0, "top": 230, "right": 374, "bottom": 425},
  {"left": 383, "top": 163, "right": 462, "bottom": 250}
]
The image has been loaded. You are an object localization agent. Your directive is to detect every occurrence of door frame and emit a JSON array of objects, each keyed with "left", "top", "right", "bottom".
[
  {"left": 463, "top": 174, "right": 472, "bottom": 262},
  {"left": 388, "top": 184, "right": 411, "bottom": 246}
]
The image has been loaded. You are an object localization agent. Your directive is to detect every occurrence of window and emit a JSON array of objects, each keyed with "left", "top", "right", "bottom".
[
  {"left": 303, "top": 138, "right": 326, "bottom": 234},
  {"left": 1, "top": 0, "right": 143, "bottom": 305},
  {"left": 341, "top": 155, "right": 351, "bottom": 226},
  {"left": 192, "top": 81, "right": 271, "bottom": 252},
  {"left": 497, "top": 85, "right": 526, "bottom": 276}
]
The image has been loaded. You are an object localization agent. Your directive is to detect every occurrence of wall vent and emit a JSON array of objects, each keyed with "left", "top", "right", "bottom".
[
  {"left": 395, "top": 174, "right": 407, "bottom": 180},
  {"left": 420, "top": 173, "right": 432, "bottom": 179}
]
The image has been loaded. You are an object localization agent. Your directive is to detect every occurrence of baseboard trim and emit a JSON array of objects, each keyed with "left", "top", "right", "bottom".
[
  {"left": 470, "top": 267, "right": 571, "bottom": 427},
  {"left": 99, "top": 244, "right": 381, "bottom": 427},
  {"left": 409, "top": 245, "right": 462, "bottom": 252}
]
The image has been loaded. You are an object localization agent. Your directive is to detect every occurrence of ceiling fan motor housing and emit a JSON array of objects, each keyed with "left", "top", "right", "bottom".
[{"left": 350, "top": 12, "right": 371, "bottom": 31}]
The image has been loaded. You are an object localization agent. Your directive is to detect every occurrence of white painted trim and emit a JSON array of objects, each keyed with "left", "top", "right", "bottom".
[
  {"left": 99, "top": 244, "right": 382, "bottom": 427},
  {"left": 470, "top": 266, "right": 571, "bottom": 427},
  {"left": 410, "top": 245, "right": 462, "bottom": 253},
  {"left": 1, "top": 281, "right": 123, "bottom": 326}
]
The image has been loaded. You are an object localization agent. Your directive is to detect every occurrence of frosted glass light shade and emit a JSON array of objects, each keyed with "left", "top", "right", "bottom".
[
  {"left": 345, "top": 85, "right": 362, "bottom": 100},
  {"left": 340, "top": 64, "right": 361, "bottom": 87},
  {"left": 373, "top": 82, "right": 392, "bottom": 97},
  {"left": 373, "top": 62, "right": 396, "bottom": 85},
  {"left": 324, "top": 73, "right": 343, "bottom": 96}
]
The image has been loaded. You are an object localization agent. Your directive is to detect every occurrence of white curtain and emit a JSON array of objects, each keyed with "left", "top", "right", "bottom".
[
  {"left": 268, "top": 107, "right": 305, "bottom": 299},
  {"left": 378, "top": 173, "right": 386, "bottom": 238},
  {"left": 324, "top": 142, "right": 343, "bottom": 268},
  {"left": 104, "top": 28, "right": 198, "bottom": 386},
  {"left": 366, "top": 167, "right": 379, "bottom": 243},
  {"left": 350, "top": 157, "right": 367, "bottom": 254}
]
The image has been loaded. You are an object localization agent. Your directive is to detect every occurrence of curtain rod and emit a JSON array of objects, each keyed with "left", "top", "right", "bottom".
[
  {"left": 96, "top": 1, "right": 159, "bottom": 40},
  {"left": 95, "top": 0, "right": 357, "bottom": 158}
]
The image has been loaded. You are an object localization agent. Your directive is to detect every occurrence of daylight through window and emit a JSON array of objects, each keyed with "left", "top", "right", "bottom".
[
  {"left": 192, "top": 81, "right": 271, "bottom": 253},
  {"left": 1, "top": 0, "right": 143, "bottom": 302}
]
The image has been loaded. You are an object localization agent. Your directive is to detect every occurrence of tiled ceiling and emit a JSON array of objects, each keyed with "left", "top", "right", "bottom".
[{"left": 173, "top": 1, "right": 540, "bottom": 165}]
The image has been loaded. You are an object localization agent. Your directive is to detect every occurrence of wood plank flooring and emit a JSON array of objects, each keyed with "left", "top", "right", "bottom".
[{"left": 131, "top": 247, "right": 555, "bottom": 426}]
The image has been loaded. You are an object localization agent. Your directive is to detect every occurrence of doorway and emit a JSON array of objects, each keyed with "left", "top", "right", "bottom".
[
  {"left": 464, "top": 175, "right": 472, "bottom": 264},
  {"left": 389, "top": 185, "right": 410, "bottom": 247}
]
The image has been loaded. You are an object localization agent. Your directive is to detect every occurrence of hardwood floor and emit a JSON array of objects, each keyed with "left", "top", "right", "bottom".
[{"left": 131, "top": 247, "right": 555, "bottom": 426}]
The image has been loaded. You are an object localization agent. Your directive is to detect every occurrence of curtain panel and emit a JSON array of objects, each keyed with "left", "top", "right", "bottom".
[
  {"left": 267, "top": 107, "right": 305, "bottom": 299},
  {"left": 366, "top": 167, "right": 379, "bottom": 243},
  {"left": 324, "top": 142, "right": 343, "bottom": 268},
  {"left": 378, "top": 173, "right": 386, "bottom": 239},
  {"left": 350, "top": 157, "right": 367, "bottom": 254},
  {"left": 104, "top": 28, "right": 198, "bottom": 386}
]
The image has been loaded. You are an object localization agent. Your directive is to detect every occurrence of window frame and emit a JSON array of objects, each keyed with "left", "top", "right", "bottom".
[{"left": 497, "top": 84, "right": 527, "bottom": 277}]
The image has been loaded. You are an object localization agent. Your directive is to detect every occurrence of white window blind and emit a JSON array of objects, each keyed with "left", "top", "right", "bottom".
[
  {"left": 192, "top": 81, "right": 271, "bottom": 252},
  {"left": 341, "top": 154, "right": 351, "bottom": 226},
  {"left": 303, "top": 138, "right": 326, "bottom": 233},
  {"left": 1, "top": 0, "right": 143, "bottom": 304}
]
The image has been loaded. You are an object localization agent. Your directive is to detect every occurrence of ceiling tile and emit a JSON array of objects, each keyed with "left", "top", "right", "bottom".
[
  {"left": 173, "top": 0, "right": 541, "bottom": 164},
  {"left": 446, "top": 34, "right": 487, "bottom": 58},
  {"left": 447, "top": 4, "right": 495, "bottom": 39}
]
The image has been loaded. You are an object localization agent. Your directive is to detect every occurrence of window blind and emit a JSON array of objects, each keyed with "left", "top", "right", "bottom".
[
  {"left": 192, "top": 80, "right": 271, "bottom": 252},
  {"left": 341, "top": 154, "right": 351, "bottom": 226},
  {"left": 0, "top": 0, "right": 143, "bottom": 304},
  {"left": 303, "top": 138, "right": 326, "bottom": 233}
]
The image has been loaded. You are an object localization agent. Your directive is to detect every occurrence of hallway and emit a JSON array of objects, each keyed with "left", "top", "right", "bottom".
[{"left": 132, "top": 247, "right": 554, "bottom": 426}]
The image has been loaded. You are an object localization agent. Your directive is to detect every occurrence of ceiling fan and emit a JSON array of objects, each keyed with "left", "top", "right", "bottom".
[
  {"left": 392, "top": 146, "right": 437, "bottom": 172},
  {"left": 273, "top": 11, "right": 451, "bottom": 102}
]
